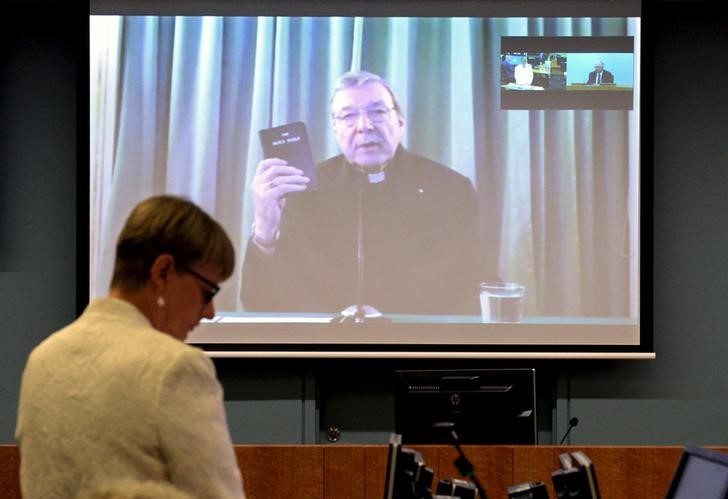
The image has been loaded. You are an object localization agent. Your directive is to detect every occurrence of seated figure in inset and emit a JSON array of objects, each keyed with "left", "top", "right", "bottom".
[
  {"left": 586, "top": 61, "right": 614, "bottom": 85},
  {"left": 514, "top": 57, "right": 534, "bottom": 86}
]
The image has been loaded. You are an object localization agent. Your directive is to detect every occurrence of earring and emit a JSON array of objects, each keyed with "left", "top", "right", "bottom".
[{"left": 157, "top": 295, "right": 166, "bottom": 308}]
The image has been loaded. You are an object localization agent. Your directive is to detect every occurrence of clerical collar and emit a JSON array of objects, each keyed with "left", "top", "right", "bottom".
[
  {"left": 368, "top": 171, "right": 386, "bottom": 183},
  {"left": 351, "top": 161, "right": 389, "bottom": 184}
]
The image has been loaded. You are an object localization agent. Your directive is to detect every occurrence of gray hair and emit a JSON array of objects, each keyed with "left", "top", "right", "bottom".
[{"left": 331, "top": 70, "right": 404, "bottom": 118}]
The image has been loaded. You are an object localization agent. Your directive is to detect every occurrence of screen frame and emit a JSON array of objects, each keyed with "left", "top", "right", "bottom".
[
  {"left": 86, "top": 0, "right": 653, "bottom": 360},
  {"left": 664, "top": 446, "right": 728, "bottom": 499}
]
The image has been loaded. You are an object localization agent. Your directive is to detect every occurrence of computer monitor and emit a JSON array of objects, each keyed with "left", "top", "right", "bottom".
[
  {"left": 394, "top": 368, "right": 537, "bottom": 445},
  {"left": 664, "top": 445, "right": 728, "bottom": 499},
  {"left": 551, "top": 451, "right": 601, "bottom": 499},
  {"left": 383, "top": 433, "right": 434, "bottom": 499}
]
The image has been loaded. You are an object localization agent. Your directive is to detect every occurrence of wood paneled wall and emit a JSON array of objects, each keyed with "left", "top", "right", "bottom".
[{"left": 1, "top": 444, "right": 719, "bottom": 499}]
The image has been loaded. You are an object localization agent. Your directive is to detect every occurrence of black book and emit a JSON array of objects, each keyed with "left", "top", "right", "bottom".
[{"left": 259, "top": 121, "right": 318, "bottom": 190}]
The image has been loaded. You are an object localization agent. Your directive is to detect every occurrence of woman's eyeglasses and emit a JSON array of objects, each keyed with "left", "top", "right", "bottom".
[{"left": 178, "top": 266, "right": 220, "bottom": 304}]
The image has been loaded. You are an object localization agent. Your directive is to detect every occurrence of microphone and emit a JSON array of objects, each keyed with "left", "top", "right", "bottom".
[
  {"left": 332, "top": 179, "right": 389, "bottom": 323},
  {"left": 558, "top": 417, "right": 579, "bottom": 445},
  {"left": 433, "top": 422, "right": 489, "bottom": 499}
]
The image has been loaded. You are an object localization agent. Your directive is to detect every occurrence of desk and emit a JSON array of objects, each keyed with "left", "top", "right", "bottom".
[
  {"left": 568, "top": 84, "right": 633, "bottom": 91},
  {"left": 502, "top": 83, "right": 545, "bottom": 91},
  {"left": 2, "top": 444, "right": 726, "bottom": 498}
]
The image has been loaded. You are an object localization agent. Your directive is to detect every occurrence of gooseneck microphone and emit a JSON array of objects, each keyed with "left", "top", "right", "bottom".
[
  {"left": 433, "top": 422, "right": 489, "bottom": 499},
  {"left": 558, "top": 417, "right": 579, "bottom": 445},
  {"left": 333, "top": 173, "right": 389, "bottom": 323},
  {"left": 348, "top": 188, "right": 369, "bottom": 321}
]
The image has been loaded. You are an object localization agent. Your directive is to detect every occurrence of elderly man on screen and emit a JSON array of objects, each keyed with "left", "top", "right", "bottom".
[
  {"left": 241, "top": 70, "right": 485, "bottom": 316},
  {"left": 586, "top": 61, "right": 614, "bottom": 85}
]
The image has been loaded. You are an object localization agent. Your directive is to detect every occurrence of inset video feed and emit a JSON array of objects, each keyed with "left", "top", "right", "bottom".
[{"left": 501, "top": 36, "right": 635, "bottom": 109}]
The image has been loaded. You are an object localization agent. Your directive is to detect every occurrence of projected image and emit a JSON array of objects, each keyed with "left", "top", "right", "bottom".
[
  {"left": 566, "top": 52, "right": 635, "bottom": 88},
  {"left": 500, "top": 36, "right": 635, "bottom": 109},
  {"left": 501, "top": 52, "right": 568, "bottom": 90},
  {"left": 89, "top": 15, "right": 641, "bottom": 348}
]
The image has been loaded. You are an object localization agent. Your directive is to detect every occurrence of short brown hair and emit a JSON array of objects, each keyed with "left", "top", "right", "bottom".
[{"left": 110, "top": 195, "right": 235, "bottom": 292}]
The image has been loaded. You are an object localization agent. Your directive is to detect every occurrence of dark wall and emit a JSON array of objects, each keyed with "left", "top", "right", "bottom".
[
  {"left": 564, "top": 0, "right": 728, "bottom": 445},
  {"left": 2, "top": 0, "right": 728, "bottom": 447},
  {"left": 0, "top": 1, "right": 82, "bottom": 439}
]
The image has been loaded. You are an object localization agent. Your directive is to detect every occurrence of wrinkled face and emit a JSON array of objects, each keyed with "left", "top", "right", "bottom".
[
  {"left": 162, "top": 262, "right": 222, "bottom": 341},
  {"left": 331, "top": 82, "right": 405, "bottom": 171}
]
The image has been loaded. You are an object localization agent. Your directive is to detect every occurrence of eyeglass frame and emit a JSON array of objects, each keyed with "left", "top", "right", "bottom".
[
  {"left": 177, "top": 265, "right": 220, "bottom": 304},
  {"left": 332, "top": 106, "right": 396, "bottom": 127}
]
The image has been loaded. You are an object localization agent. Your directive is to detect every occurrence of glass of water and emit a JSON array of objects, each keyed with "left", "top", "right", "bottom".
[{"left": 479, "top": 282, "right": 525, "bottom": 323}]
